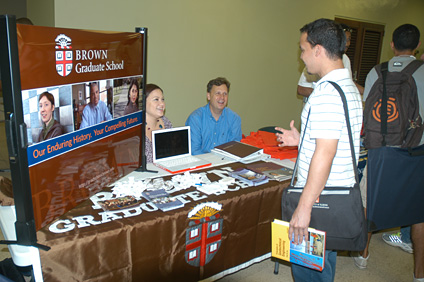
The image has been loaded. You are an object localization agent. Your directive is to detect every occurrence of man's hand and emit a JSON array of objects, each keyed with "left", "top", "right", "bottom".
[
  {"left": 288, "top": 204, "right": 312, "bottom": 245},
  {"left": 275, "top": 120, "right": 300, "bottom": 147}
]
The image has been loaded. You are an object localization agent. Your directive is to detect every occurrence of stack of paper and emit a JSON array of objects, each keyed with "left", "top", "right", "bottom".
[
  {"left": 141, "top": 189, "right": 184, "bottom": 212},
  {"left": 247, "top": 161, "right": 293, "bottom": 182},
  {"left": 230, "top": 168, "right": 269, "bottom": 186},
  {"left": 211, "top": 141, "right": 269, "bottom": 163}
]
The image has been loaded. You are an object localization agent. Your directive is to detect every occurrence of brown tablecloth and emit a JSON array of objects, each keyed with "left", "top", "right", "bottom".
[{"left": 37, "top": 162, "right": 289, "bottom": 281}]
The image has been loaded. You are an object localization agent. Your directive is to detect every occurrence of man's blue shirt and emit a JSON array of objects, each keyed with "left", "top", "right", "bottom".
[
  {"left": 80, "top": 100, "right": 112, "bottom": 129},
  {"left": 185, "top": 104, "right": 242, "bottom": 155}
]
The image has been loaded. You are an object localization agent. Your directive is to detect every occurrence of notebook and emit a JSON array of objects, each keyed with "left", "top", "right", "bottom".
[{"left": 152, "top": 126, "right": 212, "bottom": 174}]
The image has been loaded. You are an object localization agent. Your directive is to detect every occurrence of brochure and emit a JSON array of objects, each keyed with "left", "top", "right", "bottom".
[
  {"left": 142, "top": 189, "right": 184, "bottom": 212},
  {"left": 230, "top": 168, "right": 269, "bottom": 186},
  {"left": 247, "top": 162, "right": 294, "bottom": 182},
  {"left": 97, "top": 196, "right": 140, "bottom": 211}
]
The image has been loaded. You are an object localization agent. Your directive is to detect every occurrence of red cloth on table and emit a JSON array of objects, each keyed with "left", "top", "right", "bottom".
[{"left": 241, "top": 130, "right": 298, "bottom": 160}]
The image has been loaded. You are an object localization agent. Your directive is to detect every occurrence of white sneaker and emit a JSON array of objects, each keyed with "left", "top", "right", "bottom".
[
  {"left": 382, "top": 232, "right": 413, "bottom": 254},
  {"left": 414, "top": 275, "right": 424, "bottom": 282},
  {"left": 350, "top": 251, "right": 369, "bottom": 269}
]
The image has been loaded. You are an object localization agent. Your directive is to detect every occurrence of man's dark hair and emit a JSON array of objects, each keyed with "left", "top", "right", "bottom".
[
  {"left": 392, "top": 24, "right": 420, "bottom": 51},
  {"left": 340, "top": 23, "right": 353, "bottom": 33},
  {"left": 300, "top": 18, "right": 346, "bottom": 60},
  {"left": 207, "top": 77, "right": 230, "bottom": 93}
]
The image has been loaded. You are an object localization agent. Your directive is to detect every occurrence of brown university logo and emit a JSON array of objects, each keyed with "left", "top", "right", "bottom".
[
  {"left": 55, "top": 34, "right": 73, "bottom": 77},
  {"left": 185, "top": 202, "right": 223, "bottom": 267}
]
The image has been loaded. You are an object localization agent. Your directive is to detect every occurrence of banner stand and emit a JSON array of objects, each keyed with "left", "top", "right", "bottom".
[
  {"left": 0, "top": 15, "right": 50, "bottom": 252},
  {"left": 135, "top": 27, "right": 157, "bottom": 174}
]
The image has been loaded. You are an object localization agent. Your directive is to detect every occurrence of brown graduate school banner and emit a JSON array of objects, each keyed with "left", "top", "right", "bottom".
[
  {"left": 17, "top": 24, "right": 144, "bottom": 230},
  {"left": 17, "top": 24, "right": 143, "bottom": 90}
]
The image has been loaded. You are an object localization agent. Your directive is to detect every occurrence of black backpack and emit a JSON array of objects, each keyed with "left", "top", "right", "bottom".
[{"left": 363, "top": 60, "right": 424, "bottom": 149}]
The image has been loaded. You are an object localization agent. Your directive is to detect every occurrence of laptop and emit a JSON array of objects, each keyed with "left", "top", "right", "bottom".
[{"left": 152, "top": 126, "right": 212, "bottom": 174}]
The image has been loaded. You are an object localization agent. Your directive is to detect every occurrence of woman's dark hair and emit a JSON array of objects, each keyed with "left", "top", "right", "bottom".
[
  {"left": 39, "top": 91, "right": 55, "bottom": 106},
  {"left": 145, "top": 83, "right": 163, "bottom": 98},
  {"left": 127, "top": 79, "right": 140, "bottom": 107}
]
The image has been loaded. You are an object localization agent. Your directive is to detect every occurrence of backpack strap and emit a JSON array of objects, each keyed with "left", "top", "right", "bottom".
[
  {"left": 401, "top": 59, "right": 424, "bottom": 75},
  {"left": 381, "top": 62, "right": 389, "bottom": 146}
]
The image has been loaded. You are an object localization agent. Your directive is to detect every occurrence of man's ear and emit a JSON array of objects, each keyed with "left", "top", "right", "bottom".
[
  {"left": 390, "top": 41, "right": 395, "bottom": 51},
  {"left": 207, "top": 92, "right": 211, "bottom": 101},
  {"left": 314, "top": 45, "right": 321, "bottom": 57}
]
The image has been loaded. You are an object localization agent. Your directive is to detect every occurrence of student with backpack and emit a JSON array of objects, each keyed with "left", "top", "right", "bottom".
[{"left": 353, "top": 24, "right": 424, "bottom": 282}]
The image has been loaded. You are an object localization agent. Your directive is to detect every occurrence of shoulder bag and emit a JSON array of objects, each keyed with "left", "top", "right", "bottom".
[{"left": 281, "top": 81, "right": 367, "bottom": 251}]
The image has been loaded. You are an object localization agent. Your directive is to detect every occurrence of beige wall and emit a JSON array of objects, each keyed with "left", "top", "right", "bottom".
[
  {"left": 0, "top": 0, "right": 27, "bottom": 19},
  {"left": 27, "top": 0, "right": 55, "bottom": 27},
  {"left": 28, "top": 0, "right": 424, "bottom": 134}
]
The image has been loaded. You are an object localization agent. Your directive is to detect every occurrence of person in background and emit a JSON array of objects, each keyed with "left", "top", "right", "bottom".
[
  {"left": 352, "top": 23, "right": 424, "bottom": 282},
  {"left": 80, "top": 81, "right": 112, "bottom": 129},
  {"left": 276, "top": 18, "right": 362, "bottom": 281},
  {"left": 124, "top": 79, "right": 139, "bottom": 115},
  {"left": 37, "top": 92, "right": 63, "bottom": 142},
  {"left": 144, "top": 84, "right": 172, "bottom": 163},
  {"left": 185, "top": 77, "right": 242, "bottom": 155},
  {"left": 297, "top": 23, "right": 364, "bottom": 99}
]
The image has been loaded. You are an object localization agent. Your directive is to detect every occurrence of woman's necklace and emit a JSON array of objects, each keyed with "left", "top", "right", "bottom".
[{"left": 146, "top": 119, "right": 164, "bottom": 131}]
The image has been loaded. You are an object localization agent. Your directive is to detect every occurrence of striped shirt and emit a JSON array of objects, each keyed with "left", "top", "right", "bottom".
[{"left": 295, "top": 68, "right": 363, "bottom": 188}]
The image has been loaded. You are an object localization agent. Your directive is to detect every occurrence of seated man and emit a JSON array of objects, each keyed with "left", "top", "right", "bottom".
[
  {"left": 185, "top": 77, "right": 242, "bottom": 155},
  {"left": 80, "top": 82, "right": 112, "bottom": 129}
]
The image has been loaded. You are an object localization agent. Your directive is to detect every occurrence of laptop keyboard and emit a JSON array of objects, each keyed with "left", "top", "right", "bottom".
[{"left": 159, "top": 155, "right": 202, "bottom": 168}]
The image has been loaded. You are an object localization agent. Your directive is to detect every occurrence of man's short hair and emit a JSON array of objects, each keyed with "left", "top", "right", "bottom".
[
  {"left": 89, "top": 82, "right": 99, "bottom": 92},
  {"left": 300, "top": 18, "right": 346, "bottom": 60},
  {"left": 392, "top": 24, "right": 420, "bottom": 51},
  {"left": 207, "top": 77, "right": 230, "bottom": 93},
  {"left": 340, "top": 23, "right": 353, "bottom": 33}
]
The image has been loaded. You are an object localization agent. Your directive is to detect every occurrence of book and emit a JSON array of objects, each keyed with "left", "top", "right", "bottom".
[
  {"left": 229, "top": 168, "right": 269, "bottom": 186},
  {"left": 247, "top": 162, "right": 294, "bottom": 182},
  {"left": 211, "top": 141, "right": 264, "bottom": 162},
  {"left": 141, "top": 189, "right": 184, "bottom": 212},
  {"left": 271, "top": 219, "right": 326, "bottom": 271}
]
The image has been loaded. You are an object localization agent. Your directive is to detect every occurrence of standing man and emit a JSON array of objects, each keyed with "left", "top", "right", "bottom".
[
  {"left": 361, "top": 24, "right": 424, "bottom": 282},
  {"left": 80, "top": 81, "right": 112, "bottom": 129},
  {"left": 297, "top": 23, "right": 363, "bottom": 98},
  {"left": 185, "top": 77, "right": 242, "bottom": 155},
  {"left": 276, "top": 19, "right": 363, "bottom": 281}
]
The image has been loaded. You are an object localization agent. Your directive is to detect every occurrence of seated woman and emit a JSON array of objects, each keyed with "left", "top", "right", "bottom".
[
  {"left": 123, "top": 78, "right": 140, "bottom": 115},
  {"left": 37, "top": 91, "right": 64, "bottom": 142},
  {"left": 144, "top": 84, "right": 172, "bottom": 162}
]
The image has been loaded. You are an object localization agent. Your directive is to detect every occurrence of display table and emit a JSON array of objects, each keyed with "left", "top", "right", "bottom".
[{"left": 34, "top": 155, "right": 293, "bottom": 281}]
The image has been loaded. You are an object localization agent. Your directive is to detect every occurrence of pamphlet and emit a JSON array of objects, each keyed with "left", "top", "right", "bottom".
[
  {"left": 247, "top": 162, "right": 293, "bottom": 182},
  {"left": 229, "top": 168, "right": 269, "bottom": 186},
  {"left": 271, "top": 219, "right": 326, "bottom": 271},
  {"left": 97, "top": 196, "right": 141, "bottom": 211},
  {"left": 141, "top": 189, "right": 184, "bottom": 212}
]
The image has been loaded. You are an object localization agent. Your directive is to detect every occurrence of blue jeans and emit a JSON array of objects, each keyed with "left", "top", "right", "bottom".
[
  {"left": 292, "top": 250, "right": 337, "bottom": 282},
  {"left": 400, "top": 226, "right": 411, "bottom": 244}
]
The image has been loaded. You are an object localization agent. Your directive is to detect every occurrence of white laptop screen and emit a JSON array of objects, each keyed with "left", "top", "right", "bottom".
[{"left": 152, "top": 126, "right": 191, "bottom": 161}]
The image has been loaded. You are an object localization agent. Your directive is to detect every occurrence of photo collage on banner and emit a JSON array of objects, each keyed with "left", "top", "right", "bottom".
[{"left": 22, "top": 76, "right": 143, "bottom": 145}]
